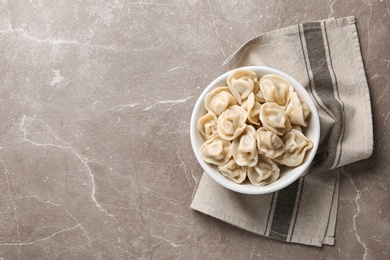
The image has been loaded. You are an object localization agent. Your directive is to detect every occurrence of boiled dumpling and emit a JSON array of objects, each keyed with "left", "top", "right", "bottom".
[
  {"left": 227, "top": 69, "right": 257, "bottom": 104},
  {"left": 260, "top": 74, "right": 294, "bottom": 107},
  {"left": 199, "top": 135, "right": 232, "bottom": 166},
  {"left": 217, "top": 105, "right": 247, "bottom": 140},
  {"left": 253, "top": 77, "right": 260, "bottom": 93},
  {"left": 254, "top": 85, "right": 266, "bottom": 103},
  {"left": 260, "top": 103, "right": 292, "bottom": 136},
  {"left": 241, "top": 93, "right": 261, "bottom": 126},
  {"left": 275, "top": 129, "right": 313, "bottom": 167},
  {"left": 218, "top": 158, "right": 247, "bottom": 183},
  {"left": 232, "top": 125, "right": 258, "bottom": 167},
  {"left": 256, "top": 127, "right": 284, "bottom": 159},
  {"left": 285, "top": 92, "right": 311, "bottom": 126},
  {"left": 197, "top": 112, "right": 218, "bottom": 140},
  {"left": 248, "top": 155, "right": 280, "bottom": 186},
  {"left": 205, "top": 86, "right": 237, "bottom": 116}
]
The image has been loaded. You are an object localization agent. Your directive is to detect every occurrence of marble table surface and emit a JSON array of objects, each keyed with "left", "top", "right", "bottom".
[{"left": 0, "top": 0, "right": 389, "bottom": 259}]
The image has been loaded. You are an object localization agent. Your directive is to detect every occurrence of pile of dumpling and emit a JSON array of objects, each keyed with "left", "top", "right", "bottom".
[{"left": 197, "top": 69, "right": 313, "bottom": 186}]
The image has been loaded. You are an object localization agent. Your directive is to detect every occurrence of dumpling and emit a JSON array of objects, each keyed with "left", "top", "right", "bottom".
[
  {"left": 248, "top": 155, "right": 280, "bottom": 186},
  {"left": 253, "top": 77, "right": 260, "bottom": 94},
  {"left": 231, "top": 125, "right": 258, "bottom": 167},
  {"left": 259, "top": 74, "right": 294, "bottom": 107},
  {"left": 260, "top": 103, "right": 292, "bottom": 136},
  {"left": 285, "top": 92, "right": 311, "bottom": 126},
  {"left": 241, "top": 93, "right": 261, "bottom": 126},
  {"left": 197, "top": 112, "right": 218, "bottom": 140},
  {"left": 227, "top": 69, "right": 257, "bottom": 104},
  {"left": 254, "top": 86, "right": 266, "bottom": 103},
  {"left": 256, "top": 127, "right": 284, "bottom": 159},
  {"left": 252, "top": 74, "right": 266, "bottom": 103},
  {"left": 205, "top": 86, "right": 237, "bottom": 116},
  {"left": 199, "top": 135, "right": 232, "bottom": 166},
  {"left": 217, "top": 105, "right": 247, "bottom": 140},
  {"left": 218, "top": 158, "right": 247, "bottom": 183},
  {"left": 275, "top": 129, "right": 313, "bottom": 167}
]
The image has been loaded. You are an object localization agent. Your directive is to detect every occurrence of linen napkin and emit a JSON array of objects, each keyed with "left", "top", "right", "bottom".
[{"left": 191, "top": 16, "right": 373, "bottom": 247}]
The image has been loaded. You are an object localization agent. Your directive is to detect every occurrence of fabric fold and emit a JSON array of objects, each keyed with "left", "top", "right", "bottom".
[{"left": 191, "top": 16, "right": 373, "bottom": 247}]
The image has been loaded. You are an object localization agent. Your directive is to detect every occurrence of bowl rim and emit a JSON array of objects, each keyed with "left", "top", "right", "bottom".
[{"left": 190, "top": 66, "right": 320, "bottom": 195}]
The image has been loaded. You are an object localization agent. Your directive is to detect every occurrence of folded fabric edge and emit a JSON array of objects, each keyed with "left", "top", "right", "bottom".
[
  {"left": 223, "top": 16, "right": 356, "bottom": 68},
  {"left": 322, "top": 173, "right": 340, "bottom": 245},
  {"left": 190, "top": 203, "right": 325, "bottom": 247},
  {"left": 189, "top": 202, "right": 267, "bottom": 237},
  {"left": 347, "top": 17, "right": 374, "bottom": 162},
  {"left": 323, "top": 237, "right": 335, "bottom": 245}
]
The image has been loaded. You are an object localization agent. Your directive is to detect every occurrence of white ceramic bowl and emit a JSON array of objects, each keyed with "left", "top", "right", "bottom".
[{"left": 190, "top": 66, "right": 320, "bottom": 195}]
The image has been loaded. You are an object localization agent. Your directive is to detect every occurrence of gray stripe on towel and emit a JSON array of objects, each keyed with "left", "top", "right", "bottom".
[
  {"left": 269, "top": 179, "right": 300, "bottom": 240},
  {"left": 302, "top": 22, "right": 344, "bottom": 172},
  {"left": 322, "top": 24, "right": 345, "bottom": 168}
]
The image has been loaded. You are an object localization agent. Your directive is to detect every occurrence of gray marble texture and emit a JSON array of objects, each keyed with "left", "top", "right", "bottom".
[{"left": 0, "top": 0, "right": 389, "bottom": 259}]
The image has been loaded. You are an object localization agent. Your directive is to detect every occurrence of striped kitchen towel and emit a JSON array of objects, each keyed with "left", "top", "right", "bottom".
[{"left": 190, "top": 16, "right": 373, "bottom": 247}]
